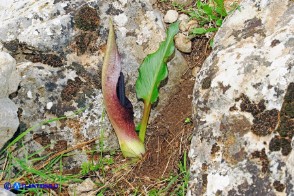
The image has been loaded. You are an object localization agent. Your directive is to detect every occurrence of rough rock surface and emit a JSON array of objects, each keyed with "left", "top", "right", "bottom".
[
  {"left": 0, "top": 188, "right": 16, "bottom": 196},
  {"left": 68, "top": 178, "right": 96, "bottom": 196},
  {"left": 175, "top": 33, "right": 192, "bottom": 53},
  {"left": 189, "top": 0, "right": 294, "bottom": 195},
  {"left": 0, "top": 52, "right": 20, "bottom": 149},
  {"left": 164, "top": 10, "right": 179, "bottom": 24},
  {"left": 178, "top": 14, "right": 190, "bottom": 32},
  {"left": 0, "top": 0, "right": 187, "bottom": 170}
]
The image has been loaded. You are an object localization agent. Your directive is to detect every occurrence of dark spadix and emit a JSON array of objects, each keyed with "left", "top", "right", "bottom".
[{"left": 101, "top": 19, "right": 145, "bottom": 158}]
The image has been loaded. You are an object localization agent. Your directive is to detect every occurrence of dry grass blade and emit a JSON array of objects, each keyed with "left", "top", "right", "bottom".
[{"left": 35, "top": 137, "right": 99, "bottom": 170}]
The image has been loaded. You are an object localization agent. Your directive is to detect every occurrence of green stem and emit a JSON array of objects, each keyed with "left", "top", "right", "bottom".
[{"left": 139, "top": 102, "right": 151, "bottom": 143}]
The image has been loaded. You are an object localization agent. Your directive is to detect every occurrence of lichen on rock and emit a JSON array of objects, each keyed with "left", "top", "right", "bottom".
[{"left": 189, "top": 0, "right": 294, "bottom": 195}]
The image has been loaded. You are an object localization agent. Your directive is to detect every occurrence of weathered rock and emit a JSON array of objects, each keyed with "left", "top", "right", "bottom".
[
  {"left": 0, "top": 52, "right": 20, "bottom": 98},
  {"left": 0, "top": 98, "right": 19, "bottom": 148},
  {"left": 189, "top": 0, "right": 294, "bottom": 195},
  {"left": 0, "top": 0, "right": 187, "bottom": 171},
  {"left": 0, "top": 52, "right": 20, "bottom": 149},
  {"left": 191, "top": 66, "right": 200, "bottom": 78},
  {"left": 68, "top": 178, "right": 96, "bottom": 196},
  {"left": 175, "top": 33, "right": 192, "bottom": 53},
  {"left": 179, "top": 14, "right": 190, "bottom": 32},
  {"left": 187, "top": 20, "right": 199, "bottom": 33},
  {"left": 0, "top": 0, "right": 74, "bottom": 52},
  {"left": 164, "top": 10, "right": 179, "bottom": 24},
  {"left": 0, "top": 188, "right": 16, "bottom": 196}
]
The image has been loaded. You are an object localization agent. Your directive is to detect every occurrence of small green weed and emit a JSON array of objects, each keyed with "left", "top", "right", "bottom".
[
  {"left": 0, "top": 107, "right": 98, "bottom": 194},
  {"left": 147, "top": 151, "right": 189, "bottom": 195},
  {"left": 174, "top": 0, "right": 239, "bottom": 37},
  {"left": 1, "top": 144, "right": 82, "bottom": 195},
  {"left": 184, "top": 117, "right": 192, "bottom": 124},
  {"left": 80, "top": 155, "right": 114, "bottom": 176},
  {"left": 80, "top": 109, "right": 114, "bottom": 176}
]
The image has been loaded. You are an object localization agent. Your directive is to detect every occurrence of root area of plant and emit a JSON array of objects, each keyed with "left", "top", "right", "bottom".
[{"left": 101, "top": 37, "right": 211, "bottom": 195}]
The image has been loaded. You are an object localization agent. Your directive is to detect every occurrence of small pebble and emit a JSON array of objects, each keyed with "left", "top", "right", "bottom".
[
  {"left": 178, "top": 14, "right": 190, "bottom": 32},
  {"left": 175, "top": 33, "right": 192, "bottom": 53},
  {"left": 27, "top": 90, "right": 33, "bottom": 99},
  {"left": 187, "top": 20, "right": 199, "bottom": 32},
  {"left": 46, "top": 102, "right": 53, "bottom": 110},
  {"left": 192, "top": 66, "right": 200, "bottom": 77},
  {"left": 164, "top": 10, "right": 179, "bottom": 23},
  {"left": 68, "top": 178, "right": 96, "bottom": 195}
]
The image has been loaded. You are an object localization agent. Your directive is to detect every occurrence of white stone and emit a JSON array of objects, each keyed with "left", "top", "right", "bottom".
[
  {"left": 0, "top": 52, "right": 17, "bottom": 98},
  {"left": 207, "top": 173, "right": 230, "bottom": 196},
  {"left": 68, "top": 178, "right": 96, "bottom": 196},
  {"left": 27, "top": 90, "right": 33, "bottom": 99},
  {"left": 0, "top": 52, "right": 20, "bottom": 149},
  {"left": 179, "top": 14, "right": 190, "bottom": 32},
  {"left": 113, "top": 13, "right": 128, "bottom": 27},
  {"left": 46, "top": 102, "right": 53, "bottom": 110},
  {"left": 0, "top": 188, "right": 16, "bottom": 196},
  {"left": 164, "top": 10, "right": 179, "bottom": 24},
  {"left": 187, "top": 20, "right": 199, "bottom": 32},
  {"left": 175, "top": 33, "right": 192, "bottom": 53},
  {"left": 0, "top": 98, "right": 19, "bottom": 149},
  {"left": 192, "top": 66, "right": 200, "bottom": 77}
]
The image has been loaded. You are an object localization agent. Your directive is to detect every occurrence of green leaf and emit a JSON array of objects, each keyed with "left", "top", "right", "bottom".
[
  {"left": 202, "top": 5, "right": 213, "bottom": 16},
  {"left": 209, "top": 39, "right": 214, "bottom": 47},
  {"left": 136, "top": 22, "right": 179, "bottom": 142},
  {"left": 191, "top": 27, "right": 218, "bottom": 35},
  {"left": 214, "top": 0, "right": 227, "bottom": 17},
  {"left": 216, "top": 19, "right": 223, "bottom": 26},
  {"left": 190, "top": 27, "right": 207, "bottom": 35},
  {"left": 135, "top": 22, "right": 179, "bottom": 104},
  {"left": 196, "top": 0, "right": 203, "bottom": 9},
  {"left": 206, "top": 27, "right": 218, "bottom": 32}
]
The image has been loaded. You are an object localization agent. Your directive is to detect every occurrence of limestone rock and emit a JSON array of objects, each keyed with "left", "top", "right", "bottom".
[
  {"left": 164, "top": 10, "right": 179, "bottom": 24},
  {"left": 179, "top": 14, "right": 190, "bottom": 32},
  {"left": 0, "top": 52, "right": 20, "bottom": 98},
  {"left": 68, "top": 178, "right": 96, "bottom": 196},
  {"left": 175, "top": 33, "right": 192, "bottom": 53},
  {"left": 189, "top": 0, "right": 294, "bottom": 195},
  {"left": 0, "top": 188, "right": 16, "bottom": 196},
  {"left": 191, "top": 66, "right": 200, "bottom": 78},
  {"left": 187, "top": 20, "right": 199, "bottom": 33},
  {"left": 0, "top": 0, "right": 187, "bottom": 170},
  {"left": 0, "top": 98, "right": 19, "bottom": 148},
  {"left": 0, "top": 52, "right": 20, "bottom": 149}
]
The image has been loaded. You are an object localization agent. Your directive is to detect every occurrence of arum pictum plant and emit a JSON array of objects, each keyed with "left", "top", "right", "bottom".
[
  {"left": 136, "top": 22, "right": 179, "bottom": 142},
  {"left": 102, "top": 19, "right": 179, "bottom": 158},
  {"left": 102, "top": 19, "right": 145, "bottom": 158}
]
